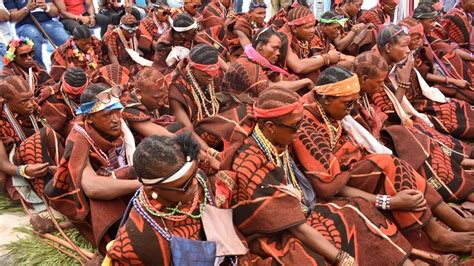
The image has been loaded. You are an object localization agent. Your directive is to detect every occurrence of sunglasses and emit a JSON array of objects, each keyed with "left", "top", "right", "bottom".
[
  {"left": 95, "top": 86, "right": 122, "bottom": 104},
  {"left": 156, "top": 167, "right": 197, "bottom": 192},
  {"left": 275, "top": 119, "right": 304, "bottom": 132},
  {"left": 17, "top": 51, "right": 34, "bottom": 59},
  {"left": 120, "top": 23, "right": 139, "bottom": 33}
]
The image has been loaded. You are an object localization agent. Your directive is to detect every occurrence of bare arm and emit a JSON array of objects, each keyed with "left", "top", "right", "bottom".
[
  {"left": 85, "top": 0, "right": 95, "bottom": 16},
  {"left": 128, "top": 120, "right": 174, "bottom": 137},
  {"left": 333, "top": 31, "right": 356, "bottom": 51},
  {"left": 0, "top": 6, "right": 9, "bottom": 22},
  {"left": 81, "top": 159, "right": 141, "bottom": 200},
  {"left": 46, "top": 1, "right": 59, "bottom": 17},
  {"left": 285, "top": 48, "right": 327, "bottom": 74},
  {"left": 9, "top": 3, "right": 34, "bottom": 23},
  {"left": 288, "top": 223, "right": 340, "bottom": 263},
  {"left": 53, "top": 0, "right": 75, "bottom": 19},
  {"left": 107, "top": 44, "right": 120, "bottom": 65},
  {"left": 0, "top": 141, "right": 17, "bottom": 176},
  {"left": 268, "top": 78, "right": 314, "bottom": 93},
  {"left": 456, "top": 49, "right": 474, "bottom": 61}
]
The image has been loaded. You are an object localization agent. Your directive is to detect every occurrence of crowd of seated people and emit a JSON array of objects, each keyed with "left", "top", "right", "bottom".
[{"left": 1, "top": 0, "right": 474, "bottom": 265}]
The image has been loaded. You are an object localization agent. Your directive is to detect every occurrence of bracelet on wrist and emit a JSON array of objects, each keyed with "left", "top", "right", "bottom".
[
  {"left": 375, "top": 194, "right": 391, "bottom": 210},
  {"left": 16, "top": 165, "right": 33, "bottom": 179},
  {"left": 334, "top": 250, "right": 355, "bottom": 266}
]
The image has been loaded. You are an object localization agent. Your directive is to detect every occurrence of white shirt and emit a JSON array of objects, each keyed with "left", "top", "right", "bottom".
[{"left": 0, "top": 0, "right": 13, "bottom": 45}]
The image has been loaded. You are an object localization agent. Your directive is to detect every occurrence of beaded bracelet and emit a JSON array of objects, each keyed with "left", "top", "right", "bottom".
[
  {"left": 16, "top": 165, "right": 33, "bottom": 179},
  {"left": 375, "top": 194, "right": 391, "bottom": 210},
  {"left": 335, "top": 250, "right": 355, "bottom": 266}
]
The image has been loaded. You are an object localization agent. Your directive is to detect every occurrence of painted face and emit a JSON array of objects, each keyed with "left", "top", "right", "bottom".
[
  {"left": 138, "top": 79, "right": 168, "bottom": 111},
  {"left": 7, "top": 91, "right": 35, "bottom": 116},
  {"left": 324, "top": 92, "right": 360, "bottom": 120},
  {"left": 184, "top": 0, "right": 201, "bottom": 15},
  {"left": 408, "top": 33, "right": 423, "bottom": 51},
  {"left": 347, "top": 0, "right": 363, "bottom": 17},
  {"left": 250, "top": 7, "right": 266, "bottom": 25},
  {"left": 292, "top": 21, "right": 315, "bottom": 42},
  {"left": 322, "top": 23, "right": 342, "bottom": 41},
  {"left": 386, "top": 35, "right": 410, "bottom": 63},
  {"left": 15, "top": 44, "right": 34, "bottom": 69},
  {"left": 75, "top": 37, "right": 92, "bottom": 52},
  {"left": 88, "top": 109, "right": 123, "bottom": 139},
  {"left": 359, "top": 71, "right": 387, "bottom": 96},
  {"left": 257, "top": 35, "right": 281, "bottom": 64},
  {"left": 264, "top": 109, "right": 304, "bottom": 150}
]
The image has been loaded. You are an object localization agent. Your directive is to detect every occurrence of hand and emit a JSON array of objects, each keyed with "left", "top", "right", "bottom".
[
  {"left": 26, "top": 0, "right": 38, "bottom": 12},
  {"left": 304, "top": 78, "right": 315, "bottom": 89},
  {"left": 451, "top": 78, "right": 470, "bottom": 89},
  {"left": 391, "top": 189, "right": 427, "bottom": 211},
  {"left": 25, "top": 162, "right": 49, "bottom": 177},
  {"left": 208, "top": 156, "right": 221, "bottom": 170},
  {"left": 88, "top": 15, "right": 96, "bottom": 27},
  {"left": 351, "top": 23, "right": 365, "bottom": 34},
  {"left": 37, "top": 0, "right": 47, "bottom": 10},
  {"left": 79, "top": 15, "right": 91, "bottom": 25},
  {"left": 326, "top": 50, "right": 341, "bottom": 64},
  {"left": 396, "top": 53, "right": 414, "bottom": 84}
]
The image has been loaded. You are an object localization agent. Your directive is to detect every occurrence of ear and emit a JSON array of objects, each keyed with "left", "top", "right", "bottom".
[
  {"left": 360, "top": 74, "right": 369, "bottom": 83},
  {"left": 322, "top": 95, "right": 332, "bottom": 105},
  {"left": 264, "top": 121, "right": 275, "bottom": 134},
  {"left": 384, "top": 43, "right": 392, "bottom": 54}
]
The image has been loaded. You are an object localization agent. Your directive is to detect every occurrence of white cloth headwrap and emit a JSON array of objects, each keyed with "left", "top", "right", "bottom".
[
  {"left": 165, "top": 46, "right": 190, "bottom": 66},
  {"left": 140, "top": 160, "right": 196, "bottom": 185},
  {"left": 341, "top": 116, "right": 393, "bottom": 154},
  {"left": 169, "top": 16, "right": 198, "bottom": 32}
]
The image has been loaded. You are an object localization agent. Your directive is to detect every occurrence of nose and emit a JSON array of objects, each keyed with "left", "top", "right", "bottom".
[{"left": 111, "top": 112, "right": 121, "bottom": 123}]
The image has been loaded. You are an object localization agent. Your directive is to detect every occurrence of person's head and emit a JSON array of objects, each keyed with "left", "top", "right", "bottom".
[
  {"left": 72, "top": 25, "right": 92, "bottom": 52},
  {"left": 4, "top": 37, "right": 35, "bottom": 69},
  {"left": 399, "top": 18, "right": 425, "bottom": 51},
  {"left": 413, "top": 4, "right": 439, "bottom": 34},
  {"left": 184, "top": 0, "right": 202, "bottom": 15},
  {"left": 287, "top": 6, "right": 316, "bottom": 41},
  {"left": 249, "top": 1, "right": 267, "bottom": 25},
  {"left": 134, "top": 67, "right": 168, "bottom": 111},
  {"left": 0, "top": 76, "right": 34, "bottom": 116},
  {"left": 461, "top": 0, "right": 474, "bottom": 12},
  {"left": 255, "top": 87, "right": 304, "bottom": 152},
  {"left": 221, "top": 0, "right": 232, "bottom": 9},
  {"left": 171, "top": 14, "right": 198, "bottom": 41},
  {"left": 62, "top": 67, "right": 89, "bottom": 100},
  {"left": 119, "top": 14, "right": 139, "bottom": 39},
  {"left": 342, "top": 0, "right": 363, "bottom": 17},
  {"left": 252, "top": 27, "right": 282, "bottom": 64},
  {"left": 352, "top": 52, "right": 388, "bottom": 95},
  {"left": 319, "top": 11, "right": 347, "bottom": 41},
  {"left": 78, "top": 84, "right": 124, "bottom": 139},
  {"left": 380, "top": 0, "right": 398, "bottom": 17},
  {"left": 133, "top": 132, "right": 201, "bottom": 205},
  {"left": 418, "top": 0, "right": 443, "bottom": 11},
  {"left": 91, "top": 65, "right": 130, "bottom": 87},
  {"left": 152, "top": 1, "right": 171, "bottom": 22},
  {"left": 188, "top": 44, "right": 220, "bottom": 86},
  {"left": 377, "top": 24, "right": 410, "bottom": 64},
  {"left": 315, "top": 66, "right": 361, "bottom": 120}
]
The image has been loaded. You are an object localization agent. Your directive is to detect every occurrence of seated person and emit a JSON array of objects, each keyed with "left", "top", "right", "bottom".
[
  {"left": 0, "top": 0, "right": 14, "bottom": 70},
  {"left": 45, "top": 83, "right": 140, "bottom": 254},
  {"left": 217, "top": 87, "right": 412, "bottom": 264},
  {"left": 201, "top": 0, "right": 233, "bottom": 29},
  {"left": 137, "top": 1, "right": 171, "bottom": 59},
  {"left": 54, "top": 0, "right": 111, "bottom": 37},
  {"left": 50, "top": 25, "right": 104, "bottom": 82},
  {"left": 38, "top": 67, "right": 89, "bottom": 138},
  {"left": 170, "top": 0, "right": 202, "bottom": 20},
  {"left": 357, "top": 0, "right": 397, "bottom": 31},
  {"left": 2, "top": 38, "right": 52, "bottom": 95},
  {"left": 5, "top": 0, "right": 69, "bottom": 69},
  {"left": 223, "top": 27, "right": 314, "bottom": 97},
  {"left": 105, "top": 133, "right": 228, "bottom": 264},
  {"left": 97, "top": 0, "right": 141, "bottom": 25}
]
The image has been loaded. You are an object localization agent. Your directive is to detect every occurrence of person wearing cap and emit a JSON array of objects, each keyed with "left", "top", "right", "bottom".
[
  {"left": 277, "top": 6, "right": 343, "bottom": 80},
  {"left": 399, "top": 17, "right": 474, "bottom": 104},
  {"left": 227, "top": 0, "right": 266, "bottom": 59},
  {"left": 217, "top": 86, "right": 413, "bottom": 265},
  {"left": 38, "top": 67, "right": 89, "bottom": 138},
  {"left": 104, "top": 132, "right": 236, "bottom": 264},
  {"left": 137, "top": 1, "right": 171, "bottom": 59},
  {"left": 292, "top": 66, "right": 474, "bottom": 255},
  {"left": 45, "top": 83, "right": 140, "bottom": 254},
  {"left": 1, "top": 38, "right": 53, "bottom": 96},
  {"left": 153, "top": 13, "right": 197, "bottom": 74},
  {"left": 358, "top": 0, "right": 398, "bottom": 30},
  {"left": 50, "top": 25, "right": 104, "bottom": 82},
  {"left": 102, "top": 13, "right": 143, "bottom": 74}
]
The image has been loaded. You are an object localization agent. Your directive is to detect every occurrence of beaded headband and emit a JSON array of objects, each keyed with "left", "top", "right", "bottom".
[
  {"left": 139, "top": 158, "right": 196, "bottom": 185},
  {"left": 314, "top": 74, "right": 360, "bottom": 97},
  {"left": 253, "top": 98, "right": 304, "bottom": 118},
  {"left": 288, "top": 13, "right": 316, "bottom": 26}
]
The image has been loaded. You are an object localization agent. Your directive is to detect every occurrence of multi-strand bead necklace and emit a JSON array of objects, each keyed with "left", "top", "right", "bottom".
[{"left": 185, "top": 67, "right": 220, "bottom": 121}]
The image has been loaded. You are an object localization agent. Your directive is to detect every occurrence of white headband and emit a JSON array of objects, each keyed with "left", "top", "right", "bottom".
[
  {"left": 140, "top": 159, "right": 196, "bottom": 185},
  {"left": 169, "top": 17, "right": 198, "bottom": 32}
]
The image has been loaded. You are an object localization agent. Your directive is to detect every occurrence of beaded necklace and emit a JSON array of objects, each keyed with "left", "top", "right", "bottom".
[
  {"left": 252, "top": 125, "right": 302, "bottom": 194},
  {"left": 296, "top": 39, "right": 309, "bottom": 59},
  {"left": 60, "top": 85, "right": 78, "bottom": 118},
  {"left": 185, "top": 67, "right": 220, "bottom": 121},
  {"left": 116, "top": 28, "right": 138, "bottom": 52},
  {"left": 137, "top": 173, "right": 209, "bottom": 221},
  {"left": 73, "top": 123, "right": 110, "bottom": 166},
  {"left": 3, "top": 104, "right": 39, "bottom": 141},
  {"left": 315, "top": 100, "right": 342, "bottom": 150},
  {"left": 152, "top": 13, "right": 168, "bottom": 35}
]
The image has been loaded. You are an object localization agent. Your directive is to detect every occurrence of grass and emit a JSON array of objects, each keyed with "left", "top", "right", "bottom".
[
  {"left": 0, "top": 193, "right": 22, "bottom": 214},
  {"left": 3, "top": 227, "right": 96, "bottom": 265}
]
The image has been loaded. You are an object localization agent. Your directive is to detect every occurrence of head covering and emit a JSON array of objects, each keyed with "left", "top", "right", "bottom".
[
  {"left": 249, "top": 0, "right": 267, "bottom": 10},
  {"left": 400, "top": 18, "right": 425, "bottom": 36},
  {"left": 319, "top": 12, "right": 348, "bottom": 27},
  {"left": 62, "top": 71, "right": 89, "bottom": 96},
  {"left": 189, "top": 59, "right": 220, "bottom": 76},
  {"left": 314, "top": 74, "right": 360, "bottom": 96},
  {"left": 253, "top": 98, "right": 304, "bottom": 118},
  {"left": 413, "top": 4, "right": 439, "bottom": 19},
  {"left": 139, "top": 158, "right": 197, "bottom": 185},
  {"left": 120, "top": 14, "right": 138, "bottom": 25},
  {"left": 3, "top": 37, "right": 34, "bottom": 65},
  {"left": 170, "top": 16, "right": 198, "bottom": 32},
  {"left": 288, "top": 7, "right": 316, "bottom": 26},
  {"left": 76, "top": 87, "right": 124, "bottom": 115}
]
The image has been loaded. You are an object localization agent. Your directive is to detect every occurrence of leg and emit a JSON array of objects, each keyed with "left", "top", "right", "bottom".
[
  {"left": 40, "top": 20, "right": 70, "bottom": 47},
  {"left": 60, "top": 18, "right": 80, "bottom": 35},
  {"left": 0, "top": 42, "right": 6, "bottom": 70},
  {"left": 16, "top": 24, "right": 46, "bottom": 69},
  {"left": 423, "top": 218, "right": 474, "bottom": 253},
  {"left": 93, "top": 13, "right": 112, "bottom": 37},
  {"left": 432, "top": 201, "right": 474, "bottom": 232}
]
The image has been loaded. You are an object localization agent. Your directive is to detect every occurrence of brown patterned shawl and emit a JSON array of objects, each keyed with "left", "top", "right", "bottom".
[
  {"left": 1, "top": 62, "right": 53, "bottom": 96},
  {"left": 102, "top": 27, "right": 143, "bottom": 75}
]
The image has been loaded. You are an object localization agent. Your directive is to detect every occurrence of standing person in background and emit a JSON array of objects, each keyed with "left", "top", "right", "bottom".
[
  {"left": 97, "top": 0, "right": 142, "bottom": 26},
  {"left": 0, "top": 0, "right": 13, "bottom": 70},
  {"left": 4, "top": 0, "right": 69, "bottom": 69},
  {"left": 54, "top": 0, "right": 112, "bottom": 37}
]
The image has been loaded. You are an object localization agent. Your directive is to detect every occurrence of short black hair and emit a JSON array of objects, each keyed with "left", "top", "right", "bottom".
[
  {"left": 73, "top": 25, "right": 92, "bottom": 40},
  {"left": 80, "top": 83, "right": 109, "bottom": 104},
  {"left": 377, "top": 24, "right": 409, "bottom": 51},
  {"left": 189, "top": 44, "right": 219, "bottom": 65},
  {"left": 252, "top": 27, "right": 281, "bottom": 48},
  {"left": 64, "top": 67, "right": 88, "bottom": 88}
]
